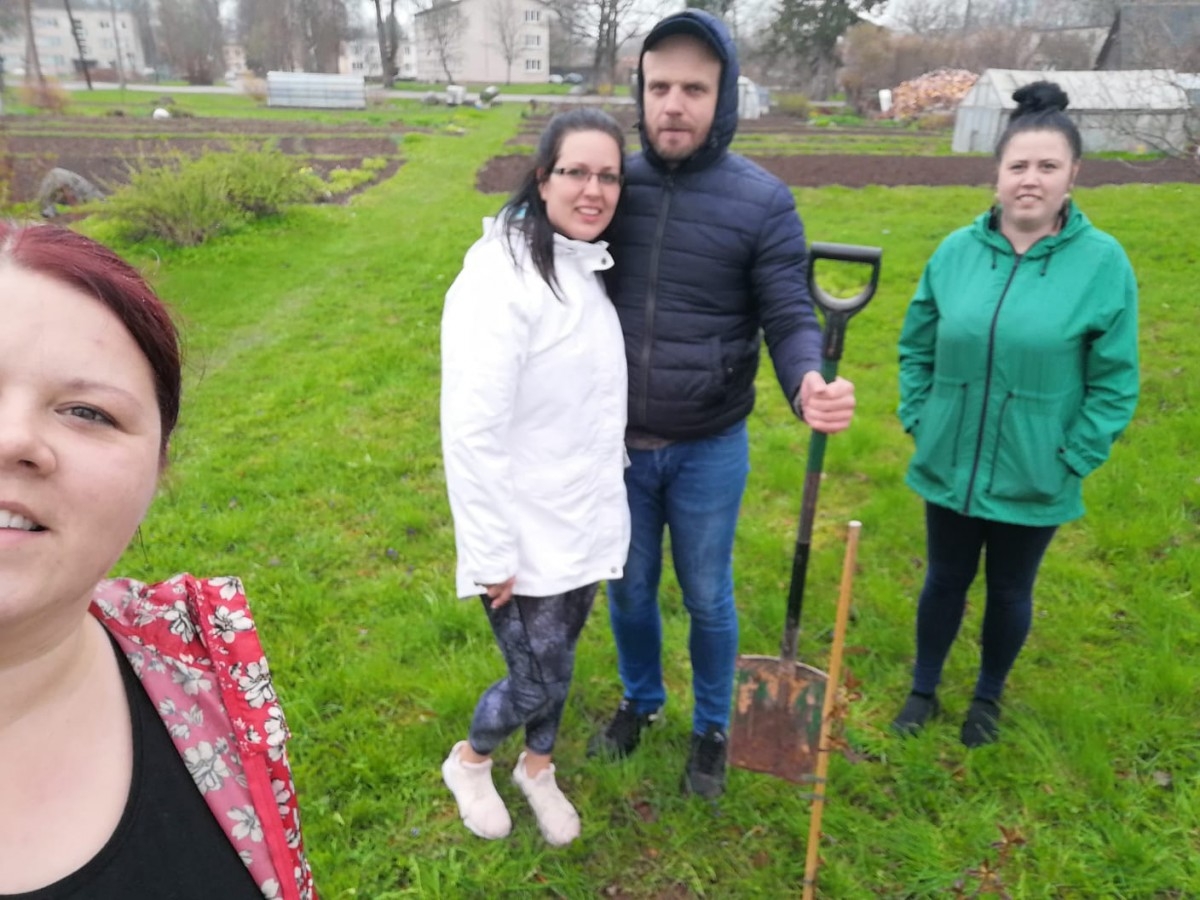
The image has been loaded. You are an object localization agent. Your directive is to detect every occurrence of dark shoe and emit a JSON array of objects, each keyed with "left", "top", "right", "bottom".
[
  {"left": 961, "top": 698, "right": 1001, "bottom": 748},
  {"left": 891, "top": 692, "right": 940, "bottom": 736},
  {"left": 587, "top": 699, "right": 660, "bottom": 759},
  {"left": 682, "top": 727, "right": 727, "bottom": 799}
]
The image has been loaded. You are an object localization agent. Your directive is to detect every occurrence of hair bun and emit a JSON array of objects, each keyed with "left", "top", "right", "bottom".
[{"left": 1012, "top": 81, "right": 1069, "bottom": 118}]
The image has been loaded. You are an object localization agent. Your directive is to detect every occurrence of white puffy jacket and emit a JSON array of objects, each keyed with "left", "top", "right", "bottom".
[{"left": 441, "top": 220, "right": 630, "bottom": 599}]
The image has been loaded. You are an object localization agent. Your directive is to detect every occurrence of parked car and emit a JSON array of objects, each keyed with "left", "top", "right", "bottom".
[
  {"left": 549, "top": 74, "right": 564, "bottom": 84},
  {"left": 564, "top": 72, "right": 584, "bottom": 84}
]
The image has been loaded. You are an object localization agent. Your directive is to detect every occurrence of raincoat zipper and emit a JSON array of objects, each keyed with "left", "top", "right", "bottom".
[{"left": 962, "top": 253, "right": 1022, "bottom": 512}]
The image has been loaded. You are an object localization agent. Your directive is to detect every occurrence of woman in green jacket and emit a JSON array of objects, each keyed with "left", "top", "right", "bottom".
[{"left": 892, "top": 81, "right": 1139, "bottom": 747}]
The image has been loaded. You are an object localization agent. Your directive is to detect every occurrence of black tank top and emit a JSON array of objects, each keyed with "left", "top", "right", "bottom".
[{"left": 2, "top": 638, "right": 264, "bottom": 899}]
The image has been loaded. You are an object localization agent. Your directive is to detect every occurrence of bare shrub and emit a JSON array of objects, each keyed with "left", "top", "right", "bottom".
[{"left": 18, "top": 81, "right": 71, "bottom": 114}]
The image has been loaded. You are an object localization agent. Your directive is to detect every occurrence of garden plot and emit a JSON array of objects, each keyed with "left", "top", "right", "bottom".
[{"left": 2, "top": 115, "right": 412, "bottom": 203}]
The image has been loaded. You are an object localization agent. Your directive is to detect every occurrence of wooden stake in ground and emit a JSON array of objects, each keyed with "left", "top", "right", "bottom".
[{"left": 802, "top": 520, "right": 861, "bottom": 900}]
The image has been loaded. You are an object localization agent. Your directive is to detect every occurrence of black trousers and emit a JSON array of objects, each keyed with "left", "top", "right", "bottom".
[{"left": 911, "top": 503, "right": 1057, "bottom": 702}]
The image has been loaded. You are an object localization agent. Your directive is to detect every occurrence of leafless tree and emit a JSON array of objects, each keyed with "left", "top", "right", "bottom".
[
  {"left": 1031, "top": 31, "right": 1099, "bottom": 69},
  {"left": 1032, "top": 0, "right": 1119, "bottom": 29},
  {"left": 490, "top": 0, "right": 526, "bottom": 84},
  {"left": 1104, "top": 71, "right": 1198, "bottom": 166},
  {"left": 236, "top": 0, "right": 346, "bottom": 75},
  {"left": 590, "top": 0, "right": 646, "bottom": 87},
  {"left": 108, "top": 0, "right": 125, "bottom": 87},
  {"left": 239, "top": 0, "right": 296, "bottom": 73},
  {"left": 372, "top": 0, "right": 402, "bottom": 86},
  {"left": 295, "top": 0, "right": 347, "bottom": 72},
  {"left": 542, "top": 0, "right": 664, "bottom": 87},
  {"left": 891, "top": 0, "right": 963, "bottom": 34},
  {"left": 158, "top": 0, "right": 223, "bottom": 83},
  {"left": 21, "top": 0, "right": 45, "bottom": 85},
  {"left": 1123, "top": 6, "right": 1200, "bottom": 71},
  {"left": 546, "top": 0, "right": 589, "bottom": 73},
  {"left": 127, "top": 0, "right": 158, "bottom": 69},
  {"left": 413, "top": 0, "right": 466, "bottom": 83},
  {"left": 0, "top": 0, "right": 16, "bottom": 33}
]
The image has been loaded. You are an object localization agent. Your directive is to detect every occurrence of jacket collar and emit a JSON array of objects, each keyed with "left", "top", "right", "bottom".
[
  {"left": 975, "top": 200, "right": 1090, "bottom": 258},
  {"left": 553, "top": 231, "right": 613, "bottom": 271},
  {"left": 481, "top": 216, "right": 613, "bottom": 272}
]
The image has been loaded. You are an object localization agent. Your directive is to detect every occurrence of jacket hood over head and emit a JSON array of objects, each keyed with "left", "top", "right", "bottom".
[{"left": 636, "top": 9, "right": 739, "bottom": 171}]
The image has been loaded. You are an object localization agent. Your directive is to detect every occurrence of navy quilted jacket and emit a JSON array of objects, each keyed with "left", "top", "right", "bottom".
[{"left": 603, "top": 9, "right": 823, "bottom": 441}]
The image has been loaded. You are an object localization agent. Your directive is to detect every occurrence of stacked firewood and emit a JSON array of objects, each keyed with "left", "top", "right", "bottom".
[{"left": 889, "top": 68, "right": 979, "bottom": 119}]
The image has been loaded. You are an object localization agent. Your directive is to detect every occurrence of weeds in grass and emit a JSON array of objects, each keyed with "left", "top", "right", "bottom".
[
  {"left": 99, "top": 146, "right": 325, "bottom": 245},
  {"left": 17, "top": 80, "right": 71, "bottom": 113},
  {"left": 101, "top": 150, "right": 241, "bottom": 245}
]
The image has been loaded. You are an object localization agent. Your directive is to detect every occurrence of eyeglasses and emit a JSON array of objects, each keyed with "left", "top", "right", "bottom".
[{"left": 550, "top": 167, "right": 623, "bottom": 187}]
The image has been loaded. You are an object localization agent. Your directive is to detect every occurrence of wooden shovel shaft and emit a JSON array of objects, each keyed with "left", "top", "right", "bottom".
[{"left": 802, "top": 520, "right": 861, "bottom": 900}]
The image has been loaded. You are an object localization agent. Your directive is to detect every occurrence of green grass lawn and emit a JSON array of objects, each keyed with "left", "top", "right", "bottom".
[
  {"left": 72, "top": 100, "right": 1200, "bottom": 897},
  {"left": 731, "top": 129, "right": 954, "bottom": 156}
]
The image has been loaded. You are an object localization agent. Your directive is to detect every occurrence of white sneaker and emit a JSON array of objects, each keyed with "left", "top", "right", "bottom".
[
  {"left": 442, "top": 741, "right": 512, "bottom": 839},
  {"left": 512, "top": 752, "right": 581, "bottom": 847}
]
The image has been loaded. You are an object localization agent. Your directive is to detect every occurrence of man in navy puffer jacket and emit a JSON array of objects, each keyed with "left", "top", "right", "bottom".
[{"left": 588, "top": 9, "right": 857, "bottom": 798}]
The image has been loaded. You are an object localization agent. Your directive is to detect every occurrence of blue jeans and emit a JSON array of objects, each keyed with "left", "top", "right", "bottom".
[
  {"left": 606, "top": 421, "right": 750, "bottom": 735},
  {"left": 912, "top": 502, "right": 1057, "bottom": 702}
]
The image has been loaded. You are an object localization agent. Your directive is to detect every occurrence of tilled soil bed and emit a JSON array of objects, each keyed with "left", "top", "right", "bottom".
[
  {"left": 2, "top": 115, "right": 411, "bottom": 204},
  {"left": 476, "top": 152, "right": 1199, "bottom": 192}
]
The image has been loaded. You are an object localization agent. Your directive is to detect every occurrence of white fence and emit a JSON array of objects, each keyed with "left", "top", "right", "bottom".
[{"left": 267, "top": 71, "right": 366, "bottom": 110}]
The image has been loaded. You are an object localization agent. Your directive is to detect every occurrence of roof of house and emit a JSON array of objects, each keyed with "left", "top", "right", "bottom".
[
  {"left": 1097, "top": 2, "right": 1200, "bottom": 69},
  {"left": 963, "top": 68, "right": 1191, "bottom": 111}
]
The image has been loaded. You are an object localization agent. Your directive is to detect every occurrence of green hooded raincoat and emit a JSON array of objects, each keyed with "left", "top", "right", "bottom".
[{"left": 898, "top": 203, "right": 1139, "bottom": 527}]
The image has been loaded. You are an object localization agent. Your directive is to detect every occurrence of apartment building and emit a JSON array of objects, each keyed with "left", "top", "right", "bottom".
[
  {"left": 1, "top": 5, "right": 147, "bottom": 80},
  {"left": 413, "top": 0, "right": 550, "bottom": 84}
]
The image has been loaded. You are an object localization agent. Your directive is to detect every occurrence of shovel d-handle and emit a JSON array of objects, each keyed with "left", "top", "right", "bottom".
[
  {"left": 781, "top": 243, "right": 881, "bottom": 662},
  {"left": 807, "top": 242, "right": 882, "bottom": 370}
]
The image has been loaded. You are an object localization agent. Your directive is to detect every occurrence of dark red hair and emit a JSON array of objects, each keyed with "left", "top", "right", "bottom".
[{"left": 0, "top": 222, "right": 181, "bottom": 453}]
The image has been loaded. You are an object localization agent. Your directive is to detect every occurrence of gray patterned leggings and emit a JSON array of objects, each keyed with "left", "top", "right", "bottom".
[{"left": 467, "top": 583, "right": 597, "bottom": 756}]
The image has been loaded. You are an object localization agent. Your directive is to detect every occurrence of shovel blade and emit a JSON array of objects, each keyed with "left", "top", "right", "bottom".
[{"left": 729, "top": 655, "right": 828, "bottom": 782}]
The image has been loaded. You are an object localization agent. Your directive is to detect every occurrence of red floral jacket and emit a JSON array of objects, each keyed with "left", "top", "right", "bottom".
[{"left": 90, "top": 574, "right": 316, "bottom": 900}]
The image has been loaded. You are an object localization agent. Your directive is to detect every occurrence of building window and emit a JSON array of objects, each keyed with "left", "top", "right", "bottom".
[
  {"left": 525, "top": 34, "right": 541, "bottom": 47},
  {"left": 525, "top": 58, "right": 541, "bottom": 71},
  {"left": 35, "top": 16, "right": 58, "bottom": 27},
  {"left": 523, "top": 9, "right": 540, "bottom": 22},
  {"left": 100, "top": 20, "right": 111, "bottom": 28},
  {"left": 352, "top": 62, "right": 364, "bottom": 70}
]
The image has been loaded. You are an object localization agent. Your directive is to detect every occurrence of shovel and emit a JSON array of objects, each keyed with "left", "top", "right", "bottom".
[{"left": 728, "top": 242, "right": 881, "bottom": 782}]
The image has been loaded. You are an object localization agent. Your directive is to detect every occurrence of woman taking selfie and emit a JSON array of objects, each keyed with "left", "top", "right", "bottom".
[{"left": 0, "top": 223, "right": 314, "bottom": 898}]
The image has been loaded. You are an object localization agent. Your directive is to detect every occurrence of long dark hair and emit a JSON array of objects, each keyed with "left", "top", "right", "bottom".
[
  {"left": 995, "top": 80, "right": 1082, "bottom": 161},
  {"left": 499, "top": 108, "right": 626, "bottom": 299}
]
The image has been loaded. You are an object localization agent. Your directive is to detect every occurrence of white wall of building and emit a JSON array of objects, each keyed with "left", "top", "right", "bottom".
[
  {"left": 1, "top": 6, "right": 147, "bottom": 79},
  {"left": 340, "top": 34, "right": 417, "bottom": 80},
  {"left": 414, "top": 0, "right": 549, "bottom": 84}
]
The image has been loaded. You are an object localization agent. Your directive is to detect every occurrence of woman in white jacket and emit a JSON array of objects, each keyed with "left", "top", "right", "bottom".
[{"left": 440, "top": 109, "right": 629, "bottom": 847}]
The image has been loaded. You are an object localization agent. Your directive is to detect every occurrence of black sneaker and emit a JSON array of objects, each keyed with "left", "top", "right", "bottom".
[
  {"left": 682, "top": 727, "right": 727, "bottom": 799},
  {"left": 891, "top": 692, "right": 940, "bottom": 737},
  {"left": 961, "top": 698, "right": 1001, "bottom": 748},
  {"left": 587, "top": 699, "right": 660, "bottom": 758}
]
